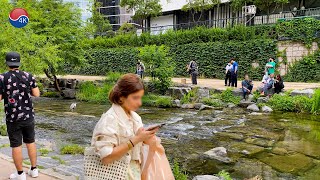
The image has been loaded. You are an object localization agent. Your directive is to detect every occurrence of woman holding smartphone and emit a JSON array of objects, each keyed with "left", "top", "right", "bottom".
[{"left": 90, "top": 73, "right": 159, "bottom": 179}]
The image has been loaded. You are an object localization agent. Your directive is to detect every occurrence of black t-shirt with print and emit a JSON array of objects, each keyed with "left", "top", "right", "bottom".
[{"left": 0, "top": 70, "right": 38, "bottom": 122}]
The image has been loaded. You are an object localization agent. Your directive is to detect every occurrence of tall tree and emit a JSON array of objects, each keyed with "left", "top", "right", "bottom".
[
  {"left": 120, "top": 0, "right": 162, "bottom": 28},
  {"left": 182, "top": 0, "right": 221, "bottom": 23},
  {"left": 0, "top": 0, "right": 87, "bottom": 92}
]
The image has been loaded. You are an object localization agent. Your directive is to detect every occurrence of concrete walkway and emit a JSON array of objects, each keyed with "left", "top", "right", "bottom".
[
  {"left": 0, "top": 157, "right": 57, "bottom": 180},
  {"left": 50, "top": 75, "right": 320, "bottom": 90}
]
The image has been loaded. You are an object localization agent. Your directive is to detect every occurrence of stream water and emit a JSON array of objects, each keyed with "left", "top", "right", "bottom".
[{"left": 30, "top": 98, "right": 320, "bottom": 179}]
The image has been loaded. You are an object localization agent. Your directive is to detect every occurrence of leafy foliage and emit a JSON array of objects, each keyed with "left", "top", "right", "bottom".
[
  {"left": 312, "top": 89, "right": 320, "bottom": 115},
  {"left": 139, "top": 45, "right": 174, "bottom": 94},
  {"left": 0, "top": 124, "right": 7, "bottom": 136},
  {"left": 182, "top": 0, "right": 220, "bottom": 22},
  {"left": 172, "top": 39, "right": 277, "bottom": 80},
  {"left": 142, "top": 94, "right": 173, "bottom": 107},
  {"left": 218, "top": 170, "right": 232, "bottom": 180},
  {"left": 276, "top": 17, "right": 320, "bottom": 47},
  {"left": 172, "top": 160, "right": 188, "bottom": 180},
  {"left": 268, "top": 94, "right": 313, "bottom": 113},
  {"left": 202, "top": 97, "right": 222, "bottom": 107},
  {"left": 221, "top": 88, "right": 241, "bottom": 105},
  {"left": 120, "top": 0, "right": 162, "bottom": 23},
  {"left": 88, "top": 1, "right": 113, "bottom": 36},
  {"left": 285, "top": 50, "right": 320, "bottom": 82},
  {"left": 118, "top": 23, "right": 137, "bottom": 34},
  {"left": 76, "top": 81, "right": 113, "bottom": 104}
]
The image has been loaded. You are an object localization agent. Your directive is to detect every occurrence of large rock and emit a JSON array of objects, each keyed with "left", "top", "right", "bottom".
[
  {"left": 61, "top": 89, "right": 76, "bottom": 99},
  {"left": 262, "top": 106, "right": 273, "bottom": 113},
  {"left": 197, "top": 88, "right": 210, "bottom": 99},
  {"left": 193, "top": 175, "right": 221, "bottom": 180},
  {"left": 257, "top": 97, "right": 269, "bottom": 104},
  {"left": 181, "top": 104, "right": 195, "bottom": 109},
  {"left": 166, "top": 87, "right": 191, "bottom": 99},
  {"left": 172, "top": 99, "right": 181, "bottom": 107},
  {"left": 291, "top": 89, "right": 314, "bottom": 98},
  {"left": 194, "top": 103, "right": 205, "bottom": 110},
  {"left": 247, "top": 104, "right": 260, "bottom": 112},
  {"left": 227, "top": 103, "right": 236, "bottom": 108},
  {"left": 239, "top": 99, "right": 255, "bottom": 108},
  {"left": 204, "top": 147, "right": 232, "bottom": 163},
  {"left": 232, "top": 88, "right": 243, "bottom": 97}
]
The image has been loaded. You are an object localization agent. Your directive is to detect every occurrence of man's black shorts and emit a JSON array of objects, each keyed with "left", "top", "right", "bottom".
[{"left": 6, "top": 119, "right": 35, "bottom": 148}]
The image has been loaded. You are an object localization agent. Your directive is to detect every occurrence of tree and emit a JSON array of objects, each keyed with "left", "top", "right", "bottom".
[
  {"left": 120, "top": 0, "right": 162, "bottom": 28},
  {"left": 0, "top": 0, "right": 86, "bottom": 92},
  {"left": 118, "top": 23, "right": 137, "bottom": 34},
  {"left": 182, "top": 0, "right": 221, "bottom": 23},
  {"left": 88, "top": 1, "right": 113, "bottom": 37}
]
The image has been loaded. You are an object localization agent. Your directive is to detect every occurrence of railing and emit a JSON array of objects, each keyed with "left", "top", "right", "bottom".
[{"left": 143, "top": 7, "right": 320, "bottom": 35}]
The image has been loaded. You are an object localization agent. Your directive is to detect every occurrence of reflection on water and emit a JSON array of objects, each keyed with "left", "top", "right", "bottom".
[{"left": 33, "top": 98, "right": 320, "bottom": 179}]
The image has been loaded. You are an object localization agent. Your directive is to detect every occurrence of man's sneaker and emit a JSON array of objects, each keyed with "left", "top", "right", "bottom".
[
  {"left": 9, "top": 172, "right": 26, "bottom": 180},
  {"left": 28, "top": 168, "right": 39, "bottom": 178}
]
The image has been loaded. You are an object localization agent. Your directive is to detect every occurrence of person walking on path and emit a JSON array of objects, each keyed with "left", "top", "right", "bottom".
[
  {"left": 230, "top": 58, "right": 238, "bottom": 87},
  {"left": 0, "top": 52, "right": 40, "bottom": 180},
  {"left": 187, "top": 59, "right": 198, "bottom": 85},
  {"left": 225, "top": 61, "right": 233, "bottom": 86},
  {"left": 136, "top": 60, "right": 145, "bottom": 79}
]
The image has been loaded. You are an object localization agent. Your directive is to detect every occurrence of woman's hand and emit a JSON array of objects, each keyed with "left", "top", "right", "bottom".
[{"left": 131, "top": 127, "right": 158, "bottom": 145}]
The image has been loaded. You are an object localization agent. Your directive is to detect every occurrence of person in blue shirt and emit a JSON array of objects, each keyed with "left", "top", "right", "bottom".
[{"left": 230, "top": 58, "right": 238, "bottom": 87}]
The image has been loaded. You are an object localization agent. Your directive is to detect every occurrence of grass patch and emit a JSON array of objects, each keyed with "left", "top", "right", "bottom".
[
  {"left": 39, "top": 148, "right": 51, "bottom": 156},
  {"left": 42, "top": 91, "right": 61, "bottom": 98},
  {"left": 221, "top": 88, "right": 241, "bottom": 105},
  {"left": 202, "top": 97, "right": 222, "bottom": 107},
  {"left": 76, "top": 81, "right": 113, "bottom": 104},
  {"left": 143, "top": 94, "right": 173, "bottom": 107},
  {"left": 0, "top": 144, "right": 10, "bottom": 148},
  {"left": 180, "top": 88, "right": 197, "bottom": 104},
  {"left": 60, "top": 144, "right": 84, "bottom": 155},
  {"left": 51, "top": 156, "right": 66, "bottom": 164},
  {"left": 105, "top": 72, "right": 122, "bottom": 83},
  {"left": 0, "top": 124, "right": 7, "bottom": 136},
  {"left": 38, "top": 165, "right": 45, "bottom": 169}
]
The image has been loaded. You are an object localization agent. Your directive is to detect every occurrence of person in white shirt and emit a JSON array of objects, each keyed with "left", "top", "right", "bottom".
[{"left": 225, "top": 61, "right": 233, "bottom": 86}]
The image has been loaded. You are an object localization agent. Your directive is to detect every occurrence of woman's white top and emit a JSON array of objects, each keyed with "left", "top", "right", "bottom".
[{"left": 91, "top": 104, "right": 143, "bottom": 163}]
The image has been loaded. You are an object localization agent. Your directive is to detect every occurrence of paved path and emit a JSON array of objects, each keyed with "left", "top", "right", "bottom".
[
  {"left": 0, "top": 157, "right": 56, "bottom": 180},
  {"left": 48, "top": 75, "right": 320, "bottom": 90}
]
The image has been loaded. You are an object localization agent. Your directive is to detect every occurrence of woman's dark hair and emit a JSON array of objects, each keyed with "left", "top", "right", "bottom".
[
  {"left": 109, "top": 73, "right": 144, "bottom": 104},
  {"left": 276, "top": 74, "right": 282, "bottom": 80}
]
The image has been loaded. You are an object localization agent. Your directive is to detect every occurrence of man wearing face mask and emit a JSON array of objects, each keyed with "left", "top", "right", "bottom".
[{"left": 265, "top": 57, "right": 276, "bottom": 75}]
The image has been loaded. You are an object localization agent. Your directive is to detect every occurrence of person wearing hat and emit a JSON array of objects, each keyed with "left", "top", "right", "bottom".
[{"left": 0, "top": 52, "right": 40, "bottom": 180}]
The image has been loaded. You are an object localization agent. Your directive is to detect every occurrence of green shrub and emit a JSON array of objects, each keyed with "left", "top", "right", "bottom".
[
  {"left": 76, "top": 81, "right": 113, "bottom": 104},
  {"left": 105, "top": 72, "right": 122, "bottom": 83},
  {"left": 285, "top": 50, "right": 320, "bottom": 82},
  {"left": 60, "top": 144, "right": 84, "bottom": 155},
  {"left": 202, "top": 97, "right": 222, "bottom": 107},
  {"left": 268, "top": 94, "right": 313, "bottom": 113},
  {"left": 155, "top": 96, "right": 173, "bottom": 108},
  {"left": 172, "top": 160, "right": 188, "bottom": 180},
  {"left": 0, "top": 124, "right": 7, "bottom": 136},
  {"left": 181, "top": 89, "right": 197, "bottom": 104},
  {"left": 142, "top": 94, "right": 173, "bottom": 108},
  {"left": 139, "top": 45, "right": 174, "bottom": 94},
  {"left": 218, "top": 170, "right": 232, "bottom": 180},
  {"left": 171, "top": 39, "right": 276, "bottom": 80},
  {"left": 312, "top": 89, "right": 320, "bottom": 115},
  {"left": 221, "top": 88, "right": 241, "bottom": 105}
]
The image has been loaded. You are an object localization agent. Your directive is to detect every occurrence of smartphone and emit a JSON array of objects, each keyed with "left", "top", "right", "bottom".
[{"left": 146, "top": 123, "right": 166, "bottom": 131}]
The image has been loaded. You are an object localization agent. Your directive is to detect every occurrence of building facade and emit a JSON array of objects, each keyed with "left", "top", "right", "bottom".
[
  {"left": 149, "top": 0, "right": 320, "bottom": 34},
  {"left": 97, "top": 0, "right": 134, "bottom": 30}
]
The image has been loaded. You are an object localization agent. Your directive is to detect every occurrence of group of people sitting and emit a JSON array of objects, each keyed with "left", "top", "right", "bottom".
[{"left": 240, "top": 57, "right": 285, "bottom": 100}]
